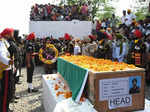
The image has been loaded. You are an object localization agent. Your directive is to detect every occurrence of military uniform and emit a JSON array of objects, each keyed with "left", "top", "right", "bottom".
[
  {"left": 26, "top": 32, "right": 38, "bottom": 93},
  {"left": 129, "top": 40, "right": 145, "bottom": 67},
  {"left": 7, "top": 38, "right": 21, "bottom": 101},
  {"left": 26, "top": 41, "right": 35, "bottom": 89},
  {"left": 17, "top": 43, "right": 23, "bottom": 78},
  {"left": 94, "top": 39, "right": 111, "bottom": 59},
  {"left": 34, "top": 40, "right": 41, "bottom": 66},
  {"left": 0, "top": 38, "right": 12, "bottom": 112},
  {"left": 94, "top": 32, "right": 111, "bottom": 59}
]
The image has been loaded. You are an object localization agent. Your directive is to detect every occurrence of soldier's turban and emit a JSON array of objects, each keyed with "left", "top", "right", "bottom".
[
  {"left": 1, "top": 28, "right": 14, "bottom": 37},
  {"left": 27, "top": 32, "right": 36, "bottom": 40}
]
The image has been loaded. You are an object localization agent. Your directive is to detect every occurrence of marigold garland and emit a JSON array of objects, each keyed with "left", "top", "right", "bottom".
[
  {"left": 39, "top": 44, "right": 58, "bottom": 64},
  {"left": 61, "top": 55, "right": 137, "bottom": 72}
]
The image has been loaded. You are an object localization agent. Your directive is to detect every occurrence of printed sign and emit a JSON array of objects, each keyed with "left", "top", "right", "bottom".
[
  {"left": 99, "top": 76, "right": 141, "bottom": 101},
  {"left": 99, "top": 77, "right": 129, "bottom": 101},
  {"left": 108, "top": 95, "right": 132, "bottom": 109}
]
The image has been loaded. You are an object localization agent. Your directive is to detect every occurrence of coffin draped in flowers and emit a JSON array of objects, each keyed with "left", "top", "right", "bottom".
[{"left": 60, "top": 55, "right": 137, "bottom": 72}]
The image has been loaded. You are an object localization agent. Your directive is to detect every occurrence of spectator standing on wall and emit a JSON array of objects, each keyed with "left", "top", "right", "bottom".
[
  {"left": 121, "top": 10, "right": 127, "bottom": 24},
  {"left": 125, "top": 9, "right": 136, "bottom": 26}
]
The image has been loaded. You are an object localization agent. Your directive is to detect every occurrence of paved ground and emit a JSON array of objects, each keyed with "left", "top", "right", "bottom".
[
  {"left": 10, "top": 66, "right": 45, "bottom": 112},
  {"left": 10, "top": 66, "right": 150, "bottom": 112}
]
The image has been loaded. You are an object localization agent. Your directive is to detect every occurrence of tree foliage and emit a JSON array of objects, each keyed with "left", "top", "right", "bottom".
[
  {"left": 90, "top": 0, "right": 107, "bottom": 19},
  {"left": 135, "top": 8, "right": 147, "bottom": 21},
  {"left": 63, "top": 0, "right": 116, "bottom": 20},
  {"left": 134, "top": 1, "right": 150, "bottom": 21},
  {"left": 96, "top": 4, "right": 115, "bottom": 20}
]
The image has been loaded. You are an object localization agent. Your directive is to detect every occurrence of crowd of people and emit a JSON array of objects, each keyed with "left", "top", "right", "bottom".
[
  {"left": 30, "top": 2, "right": 92, "bottom": 21},
  {"left": 28, "top": 9, "right": 150, "bottom": 84},
  {"left": 1, "top": 7, "right": 150, "bottom": 112}
]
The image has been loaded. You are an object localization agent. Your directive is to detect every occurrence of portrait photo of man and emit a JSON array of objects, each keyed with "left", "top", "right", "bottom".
[{"left": 129, "top": 78, "right": 140, "bottom": 94}]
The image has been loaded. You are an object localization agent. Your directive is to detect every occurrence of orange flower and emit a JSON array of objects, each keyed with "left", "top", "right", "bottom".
[
  {"left": 80, "top": 97, "right": 85, "bottom": 102},
  {"left": 56, "top": 91, "right": 60, "bottom": 97},
  {"left": 65, "top": 53, "right": 71, "bottom": 56},
  {"left": 54, "top": 84, "right": 60, "bottom": 90},
  {"left": 63, "top": 85, "right": 67, "bottom": 90},
  {"left": 60, "top": 55, "right": 136, "bottom": 72},
  {"left": 64, "top": 91, "right": 72, "bottom": 99}
]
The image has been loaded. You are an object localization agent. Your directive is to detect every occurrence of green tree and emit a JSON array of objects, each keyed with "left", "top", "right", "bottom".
[
  {"left": 134, "top": 2, "right": 150, "bottom": 21},
  {"left": 135, "top": 8, "right": 147, "bottom": 21},
  {"left": 63, "top": 0, "right": 117, "bottom": 20},
  {"left": 90, "top": 0, "right": 107, "bottom": 19},
  {"left": 65, "top": 0, "right": 86, "bottom": 5},
  {"left": 96, "top": 4, "right": 115, "bottom": 20},
  {"left": 130, "top": 0, "right": 149, "bottom": 20}
]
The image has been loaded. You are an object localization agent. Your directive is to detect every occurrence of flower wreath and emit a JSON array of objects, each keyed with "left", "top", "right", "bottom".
[{"left": 39, "top": 44, "right": 58, "bottom": 64}]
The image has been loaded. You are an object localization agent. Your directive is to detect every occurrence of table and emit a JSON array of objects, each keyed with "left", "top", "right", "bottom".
[
  {"left": 42, "top": 74, "right": 97, "bottom": 112},
  {"left": 133, "top": 99, "right": 150, "bottom": 112},
  {"left": 53, "top": 98, "right": 97, "bottom": 112},
  {"left": 42, "top": 74, "right": 65, "bottom": 112}
]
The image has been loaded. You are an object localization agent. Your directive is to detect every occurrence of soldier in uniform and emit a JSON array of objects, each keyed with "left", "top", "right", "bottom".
[
  {"left": 94, "top": 31, "right": 111, "bottom": 59},
  {"left": 13, "top": 30, "right": 22, "bottom": 84},
  {"left": 16, "top": 36, "right": 24, "bottom": 78},
  {"left": 34, "top": 38, "right": 41, "bottom": 66},
  {"left": 128, "top": 38, "right": 145, "bottom": 67},
  {"left": 7, "top": 29, "right": 21, "bottom": 103},
  {"left": 0, "top": 28, "right": 14, "bottom": 112},
  {"left": 26, "top": 32, "right": 38, "bottom": 93}
]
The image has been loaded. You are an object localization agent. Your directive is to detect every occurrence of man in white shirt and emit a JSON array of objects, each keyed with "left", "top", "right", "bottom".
[
  {"left": 112, "top": 33, "right": 127, "bottom": 62},
  {"left": 74, "top": 40, "right": 81, "bottom": 55},
  {"left": 121, "top": 10, "right": 126, "bottom": 24},
  {"left": 0, "top": 28, "right": 14, "bottom": 112},
  {"left": 125, "top": 9, "right": 136, "bottom": 26}
]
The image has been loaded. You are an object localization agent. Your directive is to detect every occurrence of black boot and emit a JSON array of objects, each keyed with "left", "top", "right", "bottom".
[{"left": 28, "top": 88, "right": 38, "bottom": 93}]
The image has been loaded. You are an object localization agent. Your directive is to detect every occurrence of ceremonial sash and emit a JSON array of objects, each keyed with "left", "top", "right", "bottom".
[
  {"left": 0, "top": 39, "right": 9, "bottom": 79},
  {"left": 0, "top": 62, "right": 9, "bottom": 79},
  {"left": 135, "top": 53, "right": 141, "bottom": 66}
]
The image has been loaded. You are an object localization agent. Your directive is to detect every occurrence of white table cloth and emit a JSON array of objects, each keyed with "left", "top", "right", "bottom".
[
  {"left": 53, "top": 98, "right": 97, "bottom": 112},
  {"left": 43, "top": 74, "right": 150, "bottom": 112},
  {"left": 42, "top": 74, "right": 97, "bottom": 112},
  {"left": 43, "top": 74, "right": 66, "bottom": 112}
]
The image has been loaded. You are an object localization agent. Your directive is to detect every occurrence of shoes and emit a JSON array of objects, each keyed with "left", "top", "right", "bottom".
[
  {"left": 19, "top": 75, "right": 23, "bottom": 77},
  {"left": 16, "top": 81, "right": 22, "bottom": 85},
  {"left": 13, "top": 100, "right": 18, "bottom": 103},
  {"left": 15, "top": 95, "right": 20, "bottom": 99},
  {"left": 8, "top": 108, "right": 13, "bottom": 112},
  {"left": 28, "top": 88, "right": 38, "bottom": 93}
]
